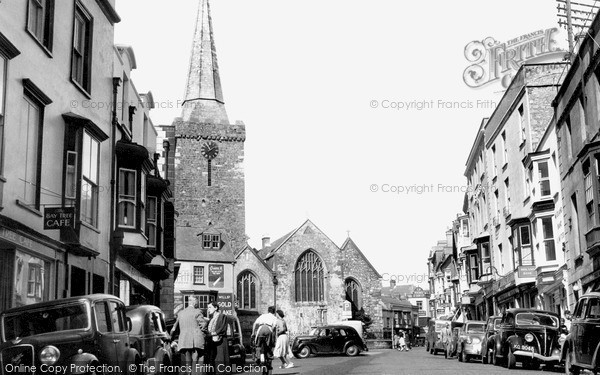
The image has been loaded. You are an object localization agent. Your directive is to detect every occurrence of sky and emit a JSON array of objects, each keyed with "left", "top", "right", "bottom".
[{"left": 114, "top": 0, "right": 571, "bottom": 289}]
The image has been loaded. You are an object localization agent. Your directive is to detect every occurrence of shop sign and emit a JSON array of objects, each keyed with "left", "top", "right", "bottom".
[
  {"left": 217, "top": 293, "right": 234, "bottom": 315},
  {"left": 342, "top": 300, "right": 352, "bottom": 319},
  {"left": 44, "top": 207, "right": 75, "bottom": 230},
  {"left": 208, "top": 264, "right": 224, "bottom": 288},
  {"left": 517, "top": 265, "right": 536, "bottom": 278}
]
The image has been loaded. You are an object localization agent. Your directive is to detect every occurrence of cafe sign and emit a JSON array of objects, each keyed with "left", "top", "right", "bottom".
[{"left": 44, "top": 207, "right": 75, "bottom": 230}]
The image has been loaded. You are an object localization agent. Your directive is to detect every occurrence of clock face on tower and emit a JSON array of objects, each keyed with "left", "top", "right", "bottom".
[{"left": 201, "top": 141, "right": 219, "bottom": 160}]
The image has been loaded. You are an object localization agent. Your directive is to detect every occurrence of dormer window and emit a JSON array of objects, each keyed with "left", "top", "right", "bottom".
[{"left": 202, "top": 234, "right": 221, "bottom": 249}]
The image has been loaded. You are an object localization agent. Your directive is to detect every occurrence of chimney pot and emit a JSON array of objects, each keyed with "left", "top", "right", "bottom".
[{"left": 262, "top": 236, "right": 271, "bottom": 249}]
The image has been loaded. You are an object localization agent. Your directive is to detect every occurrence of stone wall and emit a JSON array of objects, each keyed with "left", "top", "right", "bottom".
[
  {"left": 234, "top": 247, "right": 274, "bottom": 313},
  {"left": 271, "top": 221, "right": 345, "bottom": 336},
  {"left": 341, "top": 240, "right": 383, "bottom": 335}
]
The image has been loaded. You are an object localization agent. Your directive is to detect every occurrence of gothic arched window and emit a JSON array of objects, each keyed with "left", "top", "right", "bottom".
[
  {"left": 237, "top": 270, "right": 257, "bottom": 310},
  {"left": 295, "top": 250, "right": 324, "bottom": 302},
  {"left": 345, "top": 278, "right": 362, "bottom": 310}
]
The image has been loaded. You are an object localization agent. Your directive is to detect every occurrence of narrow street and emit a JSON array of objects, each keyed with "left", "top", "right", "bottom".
[{"left": 243, "top": 348, "right": 564, "bottom": 375}]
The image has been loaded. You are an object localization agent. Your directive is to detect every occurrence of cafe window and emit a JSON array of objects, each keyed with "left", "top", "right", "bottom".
[
  {"left": 81, "top": 132, "right": 99, "bottom": 226},
  {"left": 118, "top": 168, "right": 136, "bottom": 228},
  {"left": 27, "top": 0, "right": 54, "bottom": 52}
]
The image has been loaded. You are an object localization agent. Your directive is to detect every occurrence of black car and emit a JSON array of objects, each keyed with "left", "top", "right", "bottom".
[
  {"left": 562, "top": 292, "right": 600, "bottom": 375},
  {"left": 492, "top": 308, "right": 562, "bottom": 370},
  {"left": 126, "top": 305, "right": 173, "bottom": 373},
  {"left": 292, "top": 325, "right": 367, "bottom": 358},
  {"left": 0, "top": 294, "right": 141, "bottom": 375},
  {"left": 480, "top": 315, "right": 501, "bottom": 364}
]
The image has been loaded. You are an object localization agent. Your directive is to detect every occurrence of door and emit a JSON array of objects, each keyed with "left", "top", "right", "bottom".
[
  {"left": 95, "top": 300, "right": 129, "bottom": 371},
  {"left": 314, "top": 328, "right": 333, "bottom": 353},
  {"left": 574, "top": 298, "right": 589, "bottom": 365},
  {"left": 331, "top": 328, "right": 347, "bottom": 353},
  {"left": 582, "top": 298, "right": 600, "bottom": 365}
]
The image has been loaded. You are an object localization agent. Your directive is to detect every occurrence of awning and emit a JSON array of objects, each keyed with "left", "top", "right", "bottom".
[{"left": 116, "top": 255, "right": 153, "bottom": 291}]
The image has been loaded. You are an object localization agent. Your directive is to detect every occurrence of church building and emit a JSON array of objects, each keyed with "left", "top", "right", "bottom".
[{"left": 167, "top": 0, "right": 386, "bottom": 337}]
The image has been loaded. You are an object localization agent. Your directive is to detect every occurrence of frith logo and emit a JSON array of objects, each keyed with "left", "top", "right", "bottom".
[{"left": 463, "top": 28, "right": 565, "bottom": 89}]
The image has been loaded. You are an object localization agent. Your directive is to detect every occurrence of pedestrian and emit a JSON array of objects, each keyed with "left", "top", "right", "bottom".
[
  {"left": 170, "top": 297, "right": 206, "bottom": 375},
  {"left": 563, "top": 310, "right": 572, "bottom": 333},
  {"left": 273, "top": 310, "right": 294, "bottom": 369},
  {"left": 393, "top": 332, "right": 399, "bottom": 349},
  {"left": 204, "top": 302, "right": 230, "bottom": 375},
  {"left": 252, "top": 306, "right": 278, "bottom": 375},
  {"left": 441, "top": 323, "right": 451, "bottom": 359},
  {"left": 398, "top": 332, "right": 408, "bottom": 351}
]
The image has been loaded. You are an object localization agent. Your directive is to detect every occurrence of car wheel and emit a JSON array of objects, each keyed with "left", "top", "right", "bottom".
[
  {"left": 506, "top": 347, "right": 516, "bottom": 369},
  {"left": 345, "top": 345, "right": 359, "bottom": 357},
  {"left": 462, "top": 349, "right": 469, "bottom": 363},
  {"left": 565, "top": 348, "right": 580, "bottom": 375},
  {"left": 297, "top": 346, "right": 311, "bottom": 359}
]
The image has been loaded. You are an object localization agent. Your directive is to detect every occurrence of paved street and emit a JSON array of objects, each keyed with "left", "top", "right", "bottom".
[{"left": 244, "top": 348, "right": 566, "bottom": 375}]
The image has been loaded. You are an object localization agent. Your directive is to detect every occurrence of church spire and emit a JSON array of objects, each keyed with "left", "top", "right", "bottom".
[{"left": 182, "top": 0, "right": 229, "bottom": 124}]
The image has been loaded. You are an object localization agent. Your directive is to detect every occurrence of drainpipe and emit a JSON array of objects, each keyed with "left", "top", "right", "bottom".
[{"left": 109, "top": 77, "right": 121, "bottom": 295}]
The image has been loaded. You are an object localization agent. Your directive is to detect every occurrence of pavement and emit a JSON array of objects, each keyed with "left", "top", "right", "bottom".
[{"left": 241, "top": 347, "right": 568, "bottom": 375}]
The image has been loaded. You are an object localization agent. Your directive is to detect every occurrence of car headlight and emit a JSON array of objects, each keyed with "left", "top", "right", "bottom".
[
  {"left": 525, "top": 333, "right": 534, "bottom": 343},
  {"left": 472, "top": 337, "right": 480, "bottom": 344},
  {"left": 466, "top": 337, "right": 472, "bottom": 344},
  {"left": 40, "top": 346, "right": 60, "bottom": 365}
]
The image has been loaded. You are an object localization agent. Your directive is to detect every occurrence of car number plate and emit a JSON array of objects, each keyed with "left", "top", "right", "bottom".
[{"left": 514, "top": 344, "right": 534, "bottom": 352}]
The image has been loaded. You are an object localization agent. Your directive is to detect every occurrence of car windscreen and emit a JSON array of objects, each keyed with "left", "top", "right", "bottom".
[
  {"left": 466, "top": 323, "right": 485, "bottom": 334},
  {"left": 515, "top": 312, "right": 559, "bottom": 327},
  {"left": 2, "top": 302, "right": 90, "bottom": 341},
  {"left": 309, "top": 328, "right": 319, "bottom": 336}
]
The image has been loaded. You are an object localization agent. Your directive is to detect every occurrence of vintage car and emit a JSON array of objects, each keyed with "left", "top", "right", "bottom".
[
  {"left": 0, "top": 294, "right": 141, "bottom": 375},
  {"left": 562, "top": 292, "right": 600, "bottom": 375},
  {"left": 126, "top": 305, "right": 173, "bottom": 373},
  {"left": 492, "top": 308, "right": 562, "bottom": 370},
  {"left": 426, "top": 319, "right": 451, "bottom": 355},
  {"left": 456, "top": 320, "right": 485, "bottom": 363},
  {"left": 166, "top": 313, "right": 245, "bottom": 370},
  {"left": 480, "top": 315, "right": 502, "bottom": 364},
  {"left": 292, "top": 325, "right": 367, "bottom": 358}
]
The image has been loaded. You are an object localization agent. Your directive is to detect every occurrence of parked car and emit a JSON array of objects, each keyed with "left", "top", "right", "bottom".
[
  {"left": 456, "top": 320, "right": 485, "bottom": 363},
  {"left": 492, "top": 308, "right": 562, "bottom": 370},
  {"left": 561, "top": 292, "right": 600, "bottom": 375},
  {"left": 0, "top": 294, "right": 141, "bottom": 375},
  {"left": 426, "top": 319, "right": 451, "bottom": 355},
  {"left": 480, "top": 315, "right": 502, "bottom": 364},
  {"left": 166, "top": 313, "right": 245, "bottom": 371},
  {"left": 292, "top": 325, "right": 367, "bottom": 358},
  {"left": 126, "top": 305, "right": 173, "bottom": 373}
]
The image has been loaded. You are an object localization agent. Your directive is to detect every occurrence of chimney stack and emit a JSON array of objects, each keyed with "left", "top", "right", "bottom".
[{"left": 262, "top": 236, "right": 271, "bottom": 249}]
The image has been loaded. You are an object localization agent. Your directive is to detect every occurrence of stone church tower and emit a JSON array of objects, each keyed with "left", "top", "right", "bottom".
[{"left": 172, "top": 0, "right": 246, "bottom": 310}]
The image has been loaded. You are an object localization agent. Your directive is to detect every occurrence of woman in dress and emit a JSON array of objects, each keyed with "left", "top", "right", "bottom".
[
  {"left": 205, "top": 302, "right": 230, "bottom": 374},
  {"left": 273, "top": 310, "right": 294, "bottom": 369}
]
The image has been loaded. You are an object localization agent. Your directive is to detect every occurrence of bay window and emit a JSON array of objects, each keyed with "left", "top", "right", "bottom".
[
  {"left": 118, "top": 169, "right": 136, "bottom": 228},
  {"left": 512, "top": 224, "right": 533, "bottom": 268},
  {"left": 80, "top": 132, "right": 99, "bottom": 226},
  {"left": 480, "top": 242, "right": 490, "bottom": 275},
  {"left": 146, "top": 196, "right": 157, "bottom": 247},
  {"left": 538, "top": 161, "right": 551, "bottom": 197},
  {"left": 542, "top": 217, "right": 556, "bottom": 261}
]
